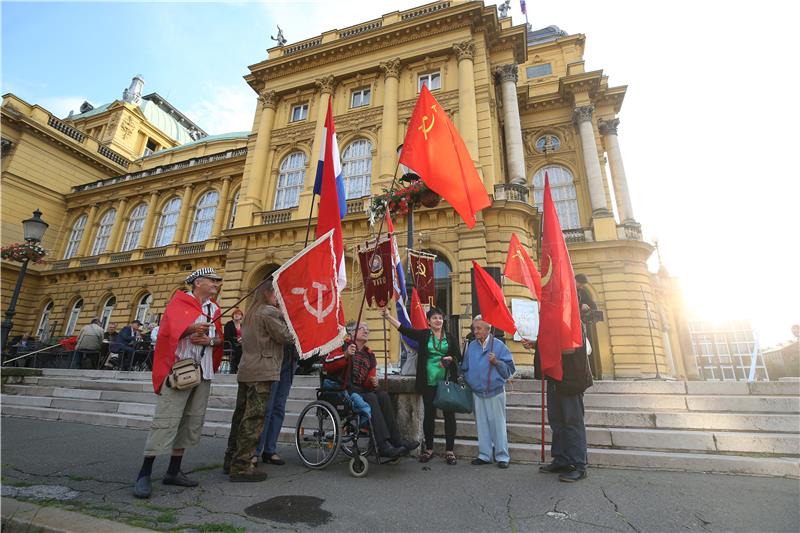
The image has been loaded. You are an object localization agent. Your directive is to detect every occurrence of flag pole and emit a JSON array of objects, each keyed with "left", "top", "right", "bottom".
[
  {"left": 303, "top": 193, "right": 317, "bottom": 248},
  {"left": 382, "top": 313, "right": 389, "bottom": 390},
  {"left": 535, "top": 190, "right": 546, "bottom": 463}
]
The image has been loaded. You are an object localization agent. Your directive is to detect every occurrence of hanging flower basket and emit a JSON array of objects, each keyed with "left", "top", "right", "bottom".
[
  {"left": 1, "top": 242, "right": 47, "bottom": 264},
  {"left": 366, "top": 179, "right": 441, "bottom": 225},
  {"left": 419, "top": 189, "right": 441, "bottom": 208}
]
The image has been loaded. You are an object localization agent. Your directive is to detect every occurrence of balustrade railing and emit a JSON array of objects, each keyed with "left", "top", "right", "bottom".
[
  {"left": 79, "top": 257, "right": 99, "bottom": 267},
  {"left": 142, "top": 247, "right": 168, "bottom": 259},
  {"left": 47, "top": 116, "right": 85, "bottom": 142},
  {"left": 109, "top": 252, "right": 133, "bottom": 263},
  {"left": 178, "top": 243, "right": 206, "bottom": 255},
  {"left": 493, "top": 183, "right": 529, "bottom": 203},
  {"left": 97, "top": 145, "right": 130, "bottom": 168},
  {"left": 260, "top": 209, "right": 293, "bottom": 225}
]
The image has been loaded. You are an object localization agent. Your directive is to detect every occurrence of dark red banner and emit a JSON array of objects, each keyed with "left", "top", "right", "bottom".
[
  {"left": 409, "top": 249, "right": 436, "bottom": 306},
  {"left": 358, "top": 238, "right": 393, "bottom": 308}
]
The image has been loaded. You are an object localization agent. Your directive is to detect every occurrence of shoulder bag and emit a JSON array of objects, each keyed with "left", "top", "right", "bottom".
[{"left": 433, "top": 363, "right": 473, "bottom": 414}]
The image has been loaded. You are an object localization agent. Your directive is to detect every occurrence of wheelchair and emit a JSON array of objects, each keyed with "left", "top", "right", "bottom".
[{"left": 294, "top": 372, "right": 385, "bottom": 478}]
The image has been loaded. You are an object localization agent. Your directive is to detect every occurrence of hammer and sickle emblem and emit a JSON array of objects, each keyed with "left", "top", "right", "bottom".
[
  {"left": 540, "top": 255, "right": 553, "bottom": 287},
  {"left": 418, "top": 105, "right": 438, "bottom": 140},
  {"left": 513, "top": 249, "right": 526, "bottom": 262},
  {"left": 415, "top": 261, "right": 427, "bottom": 277},
  {"left": 291, "top": 281, "right": 335, "bottom": 323}
]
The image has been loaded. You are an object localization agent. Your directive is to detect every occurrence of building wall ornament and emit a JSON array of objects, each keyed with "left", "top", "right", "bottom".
[
  {"left": 573, "top": 105, "right": 595, "bottom": 124},
  {"left": 315, "top": 75, "right": 337, "bottom": 95},
  {"left": 258, "top": 90, "right": 280, "bottom": 110},
  {"left": 452, "top": 40, "right": 475, "bottom": 62},
  {"left": 494, "top": 64, "right": 519, "bottom": 85},
  {"left": 598, "top": 118, "right": 620, "bottom": 136},
  {"left": 379, "top": 58, "right": 402, "bottom": 79},
  {"left": 120, "top": 116, "right": 136, "bottom": 140}
]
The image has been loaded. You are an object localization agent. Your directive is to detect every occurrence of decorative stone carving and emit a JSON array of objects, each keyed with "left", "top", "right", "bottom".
[
  {"left": 315, "top": 75, "right": 337, "bottom": 95},
  {"left": 258, "top": 90, "right": 280, "bottom": 110},
  {"left": 453, "top": 41, "right": 475, "bottom": 62},
  {"left": 498, "top": 0, "right": 511, "bottom": 18},
  {"left": 120, "top": 116, "right": 136, "bottom": 140},
  {"left": 379, "top": 58, "right": 402, "bottom": 79},
  {"left": 494, "top": 64, "right": 519, "bottom": 84},
  {"left": 573, "top": 105, "right": 595, "bottom": 124},
  {"left": 598, "top": 118, "right": 620, "bottom": 136}
]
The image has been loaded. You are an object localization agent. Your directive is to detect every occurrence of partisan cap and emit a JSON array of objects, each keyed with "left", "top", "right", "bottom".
[{"left": 185, "top": 267, "right": 223, "bottom": 284}]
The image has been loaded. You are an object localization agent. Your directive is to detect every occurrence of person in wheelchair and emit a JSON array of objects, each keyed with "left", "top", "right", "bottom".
[{"left": 323, "top": 322, "right": 419, "bottom": 459}]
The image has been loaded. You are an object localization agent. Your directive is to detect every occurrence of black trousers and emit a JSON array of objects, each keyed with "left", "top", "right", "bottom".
[
  {"left": 360, "top": 390, "right": 401, "bottom": 448},
  {"left": 421, "top": 384, "right": 456, "bottom": 451},
  {"left": 546, "top": 380, "right": 588, "bottom": 470}
]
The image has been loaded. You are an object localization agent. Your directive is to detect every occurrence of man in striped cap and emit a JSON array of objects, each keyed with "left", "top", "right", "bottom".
[{"left": 133, "top": 267, "right": 224, "bottom": 499}]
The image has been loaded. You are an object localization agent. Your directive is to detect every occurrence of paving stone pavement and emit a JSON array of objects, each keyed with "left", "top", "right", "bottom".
[{"left": 1, "top": 417, "right": 798, "bottom": 532}]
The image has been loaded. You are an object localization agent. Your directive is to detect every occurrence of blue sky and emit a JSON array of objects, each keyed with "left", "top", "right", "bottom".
[{"left": 2, "top": 0, "right": 798, "bottom": 346}]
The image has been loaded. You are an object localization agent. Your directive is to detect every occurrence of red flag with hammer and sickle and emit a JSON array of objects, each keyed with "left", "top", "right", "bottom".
[
  {"left": 399, "top": 85, "right": 491, "bottom": 228},
  {"left": 273, "top": 230, "right": 345, "bottom": 359},
  {"left": 504, "top": 233, "right": 542, "bottom": 301}
]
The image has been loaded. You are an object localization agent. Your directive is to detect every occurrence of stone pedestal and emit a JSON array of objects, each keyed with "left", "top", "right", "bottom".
[{"left": 385, "top": 375, "right": 423, "bottom": 454}]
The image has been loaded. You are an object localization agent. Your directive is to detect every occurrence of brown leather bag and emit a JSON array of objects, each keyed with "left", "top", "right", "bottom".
[{"left": 167, "top": 358, "right": 201, "bottom": 390}]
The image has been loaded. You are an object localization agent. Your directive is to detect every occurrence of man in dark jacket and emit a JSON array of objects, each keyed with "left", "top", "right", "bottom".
[{"left": 111, "top": 320, "right": 142, "bottom": 370}]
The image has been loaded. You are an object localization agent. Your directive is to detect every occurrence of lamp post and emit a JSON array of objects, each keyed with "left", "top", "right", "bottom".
[{"left": 1, "top": 209, "right": 49, "bottom": 353}]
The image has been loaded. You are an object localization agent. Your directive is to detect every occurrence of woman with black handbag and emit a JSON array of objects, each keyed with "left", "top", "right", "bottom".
[{"left": 382, "top": 306, "right": 461, "bottom": 465}]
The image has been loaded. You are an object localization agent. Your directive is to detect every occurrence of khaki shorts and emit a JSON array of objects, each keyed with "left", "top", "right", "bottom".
[{"left": 143, "top": 380, "right": 212, "bottom": 456}]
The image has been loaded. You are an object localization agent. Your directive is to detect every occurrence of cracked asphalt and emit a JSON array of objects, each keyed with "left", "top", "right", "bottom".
[{"left": 2, "top": 417, "right": 799, "bottom": 532}]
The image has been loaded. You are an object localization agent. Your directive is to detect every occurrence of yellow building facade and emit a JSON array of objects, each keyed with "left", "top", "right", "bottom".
[{"left": 1, "top": 1, "right": 689, "bottom": 379}]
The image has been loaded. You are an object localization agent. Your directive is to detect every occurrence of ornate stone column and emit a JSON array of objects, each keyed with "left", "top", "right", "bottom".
[
  {"left": 379, "top": 58, "right": 401, "bottom": 180},
  {"left": 211, "top": 176, "right": 232, "bottom": 238},
  {"left": 76, "top": 204, "right": 99, "bottom": 257},
  {"left": 234, "top": 90, "right": 279, "bottom": 228},
  {"left": 599, "top": 118, "right": 636, "bottom": 223},
  {"left": 173, "top": 184, "right": 194, "bottom": 244},
  {"left": 138, "top": 191, "right": 160, "bottom": 248},
  {"left": 454, "top": 41, "right": 479, "bottom": 160},
  {"left": 495, "top": 64, "right": 526, "bottom": 185},
  {"left": 107, "top": 197, "right": 129, "bottom": 252},
  {"left": 573, "top": 105, "right": 610, "bottom": 216}
]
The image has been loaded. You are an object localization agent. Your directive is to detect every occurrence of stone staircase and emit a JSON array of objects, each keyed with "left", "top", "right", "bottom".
[{"left": 2, "top": 369, "right": 799, "bottom": 478}]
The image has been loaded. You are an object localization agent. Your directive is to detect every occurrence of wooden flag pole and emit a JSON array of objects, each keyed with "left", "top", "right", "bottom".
[
  {"left": 535, "top": 192, "right": 546, "bottom": 464},
  {"left": 382, "top": 314, "right": 389, "bottom": 390}
]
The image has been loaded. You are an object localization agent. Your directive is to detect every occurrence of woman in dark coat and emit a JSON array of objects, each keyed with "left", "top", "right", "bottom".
[
  {"left": 223, "top": 308, "right": 244, "bottom": 373},
  {"left": 382, "top": 306, "right": 462, "bottom": 464}
]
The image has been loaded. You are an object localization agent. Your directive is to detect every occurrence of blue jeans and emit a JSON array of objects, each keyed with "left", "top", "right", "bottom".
[
  {"left": 256, "top": 354, "right": 295, "bottom": 456},
  {"left": 322, "top": 379, "right": 371, "bottom": 426},
  {"left": 546, "top": 380, "right": 587, "bottom": 470}
]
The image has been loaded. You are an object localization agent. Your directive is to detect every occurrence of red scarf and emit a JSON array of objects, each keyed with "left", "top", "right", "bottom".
[{"left": 151, "top": 291, "right": 223, "bottom": 394}]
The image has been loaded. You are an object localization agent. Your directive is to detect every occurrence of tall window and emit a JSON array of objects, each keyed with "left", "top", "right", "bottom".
[
  {"left": 351, "top": 88, "right": 371, "bottom": 108},
  {"left": 121, "top": 203, "right": 148, "bottom": 251},
  {"left": 90, "top": 209, "right": 116, "bottom": 256},
  {"left": 63, "top": 215, "right": 87, "bottom": 259},
  {"left": 135, "top": 293, "right": 152, "bottom": 323},
  {"left": 290, "top": 103, "right": 308, "bottom": 122},
  {"left": 228, "top": 190, "right": 240, "bottom": 229},
  {"left": 342, "top": 139, "right": 372, "bottom": 199},
  {"left": 274, "top": 151, "right": 306, "bottom": 210},
  {"left": 532, "top": 166, "right": 580, "bottom": 230},
  {"left": 189, "top": 190, "right": 219, "bottom": 242},
  {"left": 153, "top": 197, "right": 182, "bottom": 247},
  {"left": 37, "top": 301, "right": 54, "bottom": 342},
  {"left": 433, "top": 255, "right": 452, "bottom": 318},
  {"left": 100, "top": 296, "right": 116, "bottom": 330},
  {"left": 65, "top": 298, "right": 83, "bottom": 336},
  {"left": 418, "top": 72, "right": 441, "bottom": 92}
]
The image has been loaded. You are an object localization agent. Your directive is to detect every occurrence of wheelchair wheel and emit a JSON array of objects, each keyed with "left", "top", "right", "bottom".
[
  {"left": 348, "top": 455, "right": 369, "bottom": 478},
  {"left": 295, "top": 400, "right": 341, "bottom": 469},
  {"left": 340, "top": 416, "right": 373, "bottom": 458}
]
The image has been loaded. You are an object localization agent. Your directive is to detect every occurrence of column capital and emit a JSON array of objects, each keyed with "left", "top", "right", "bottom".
[
  {"left": 494, "top": 63, "right": 518, "bottom": 84},
  {"left": 573, "top": 104, "right": 595, "bottom": 124},
  {"left": 221, "top": 175, "right": 233, "bottom": 183},
  {"left": 453, "top": 40, "right": 475, "bottom": 62},
  {"left": 598, "top": 118, "right": 620, "bottom": 136},
  {"left": 315, "top": 75, "right": 337, "bottom": 95},
  {"left": 379, "top": 58, "right": 402, "bottom": 79},
  {"left": 258, "top": 90, "right": 280, "bottom": 110}
]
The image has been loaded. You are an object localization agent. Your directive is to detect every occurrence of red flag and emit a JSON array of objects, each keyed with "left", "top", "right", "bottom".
[
  {"left": 472, "top": 261, "right": 517, "bottom": 334},
  {"left": 399, "top": 85, "right": 491, "bottom": 228},
  {"left": 504, "top": 233, "right": 542, "bottom": 300},
  {"left": 536, "top": 174, "right": 583, "bottom": 380},
  {"left": 409, "top": 287, "right": 428, "bottom": 329},
  {"left": 273, "top": 230, "right": 345, "bottom": 359}
]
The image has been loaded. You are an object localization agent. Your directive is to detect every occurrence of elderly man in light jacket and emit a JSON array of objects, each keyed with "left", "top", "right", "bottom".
[{"left": 71, "top": 318, "right": 105, "bottom": 369}]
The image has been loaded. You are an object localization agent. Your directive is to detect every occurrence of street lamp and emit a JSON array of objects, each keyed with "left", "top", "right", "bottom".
[{"left": 1, "top": 209, "right": 49, "bottom": 353}]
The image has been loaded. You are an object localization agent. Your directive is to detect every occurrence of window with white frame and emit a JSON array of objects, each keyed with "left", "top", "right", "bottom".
[
  {"left": 418, "top": 72, "right": 441, "bottom": 92},
  {"left": 90, "top": 209, "right": 116, "bottom": 256},
  {"left": 121, "top": 203, "right": 148, "bottom": 251},
  {"left": 135, "top": 293, "right": 153, "bottom": 324},
  {"left": 189, "top": 190, "right": 219, "bottom": 242},
  {"left": 65, "top": 298, "right": 83, "bottom": 336},
  {"left": 532, "top": 166, "right": 581, "bottom": 230},
  {"left": 274, "top": 151, "right": 306, "bottom": 210},
  {"left": 100, "top": 296, "right": 116, "bottom": 330},
  {"left": 153, "top": 197, "right": 182, "bottom": 247},
  {"left": 227, "top": 190, "right": 240, "bottom": 229},
  {"left": 37, "top": 301, "right": 54, "bottom": 342},
  {"left": 351, "top": 88, "right": 371, "bottom": 108},
  {"left": 341, "top": 139, "right": 372, "bottom": 199},
  {"left": 63, "top": 214, "right": 87, "bottom": 259},
  {"left": 290, "top": 103, "right": 309, "bottom": 122}
]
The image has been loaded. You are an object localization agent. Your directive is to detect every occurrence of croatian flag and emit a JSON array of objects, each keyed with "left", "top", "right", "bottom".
[
  {"left": 386, "top": 212, "right": 417, "bottom": 350},
  {"left": 315, "top": 100, "right": 347, "bottom": 299}
]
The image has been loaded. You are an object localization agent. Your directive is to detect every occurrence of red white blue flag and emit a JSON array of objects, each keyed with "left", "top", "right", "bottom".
[
  {"left": 386, "top": 212, "right": 417, "bottom": 349},
  {"left": 520, "top": 0, "right": 527, "bottom": 15}
]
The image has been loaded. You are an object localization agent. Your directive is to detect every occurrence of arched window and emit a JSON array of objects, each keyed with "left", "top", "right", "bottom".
[
  {"left": 63, "top": 215, "right": 87, "bottom": 259},
  {"left": 100, "top": 296, "right": 116, "bottom": 330},
  {"left": 153, "top": 197, "right": 182, "bottom": 247},
  {"left": 65, "top": 298, "right": 83, "bottom": 336},
  {"left": 90, "top": 209, "right": 116, "bottom": 256},
  {"left": 532, "top": 165, "right": 580, "bottom": 230},
  {"left": 227, "top": 190, "right": 240, "bottom": 229},
  {"left": 433, "top": 255, "right": 453, "bottom": 319},
  {"left": 189, "top": 190, "right": 219, "bottom": 242},
  {"left": 274, "top": 151, "right": 306, "bottom": 210},
  {"left": 121, "top": 203, "right": 148, "bottom": 251},
  {"left": 37, "top": 301, "right": 54, "bottom": 342},
  {"left": 135, "top": 293, "right": 153, "bottom": 323},
  {"left": 342, "top": 139, "right": 372, "bottom": 199}
]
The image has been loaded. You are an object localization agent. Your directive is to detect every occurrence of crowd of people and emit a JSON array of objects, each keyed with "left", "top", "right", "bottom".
[{"left": 126, "top": 265, "right": 592, "bottom": 499}]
